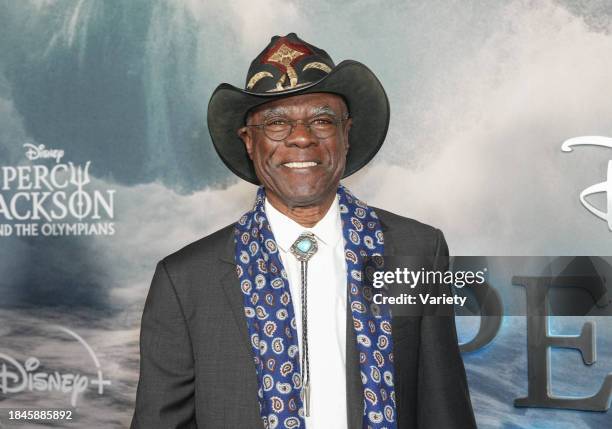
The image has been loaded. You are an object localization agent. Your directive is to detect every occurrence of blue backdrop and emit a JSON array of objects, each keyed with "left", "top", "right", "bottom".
[{"left": 0, "top": 1, "right": 611, "bottom": 428}]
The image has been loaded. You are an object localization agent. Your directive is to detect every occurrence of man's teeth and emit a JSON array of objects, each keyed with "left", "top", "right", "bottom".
[{"left": 283, "top": 161, "right": 318, "bottom": 168}]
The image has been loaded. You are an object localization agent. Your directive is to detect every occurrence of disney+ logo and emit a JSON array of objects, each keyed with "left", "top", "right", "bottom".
[
  {"left": 0, "top": 325, "right": 111, "bottom": 407},
  {"left": 562, "top": 136, "right": 612, "bottom": 231}
]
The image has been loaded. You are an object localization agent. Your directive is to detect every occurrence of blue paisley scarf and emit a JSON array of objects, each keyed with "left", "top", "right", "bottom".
[{"left": 234, "top": 185, "right": 397, "bottom": 429}]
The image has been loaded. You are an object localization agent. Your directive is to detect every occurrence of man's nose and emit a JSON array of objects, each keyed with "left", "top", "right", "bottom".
[{"left": 284, "top": 122, "right": 317, "bottom": 148}]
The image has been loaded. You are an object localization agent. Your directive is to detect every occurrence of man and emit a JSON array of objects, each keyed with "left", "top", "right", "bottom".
[{"left": 131, "top": 33, "right": 476, "bottom": 429}]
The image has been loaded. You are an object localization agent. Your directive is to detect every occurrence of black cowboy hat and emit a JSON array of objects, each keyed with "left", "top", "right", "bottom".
[{"left": 207, "top": 33, "right": 390, "bottom": 184}]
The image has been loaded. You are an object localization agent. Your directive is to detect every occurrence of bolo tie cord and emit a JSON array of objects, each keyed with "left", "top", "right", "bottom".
[{"left": 300, "top": 259, "right": 310, "bottom": 417}]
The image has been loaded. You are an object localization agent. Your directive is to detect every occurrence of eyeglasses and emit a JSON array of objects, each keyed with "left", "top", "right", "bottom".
[{"left": 246, "top": 115, "right": 350, "bottom": 141}]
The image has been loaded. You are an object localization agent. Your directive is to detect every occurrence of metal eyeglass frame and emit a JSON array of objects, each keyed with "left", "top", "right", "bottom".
[{"left": 246, "top": 114, "right": 350, "bottom": 141}]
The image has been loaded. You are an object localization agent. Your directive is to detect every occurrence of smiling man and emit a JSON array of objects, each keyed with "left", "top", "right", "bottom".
[
  {"left": 240, "top": 92, "right": 350, "bottom": 223},
  {"left": 131, "top": 33, "right": 476, "bottom": 429}
]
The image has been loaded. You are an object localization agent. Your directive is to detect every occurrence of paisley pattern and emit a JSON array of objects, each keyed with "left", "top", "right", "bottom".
[{"left": 235, "top": 185, "right": 397, "bottom": 429}]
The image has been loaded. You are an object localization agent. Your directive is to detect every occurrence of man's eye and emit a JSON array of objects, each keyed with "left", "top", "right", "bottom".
[
  {"left": 266, "top": 119, "right": 288, "bottom": 126},
  {"left": 311, "top": 118, "right": 334, "bottom": 125}
]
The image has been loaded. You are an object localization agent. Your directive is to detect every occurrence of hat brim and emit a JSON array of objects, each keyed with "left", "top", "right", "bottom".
[{"left": 207, "top": 60, "right": 390, "bottom": 184}]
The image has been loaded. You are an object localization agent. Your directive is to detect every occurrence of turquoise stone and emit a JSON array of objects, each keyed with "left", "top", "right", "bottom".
[{"left": 296, "top": 239, "right": 312, "bottom": 253}]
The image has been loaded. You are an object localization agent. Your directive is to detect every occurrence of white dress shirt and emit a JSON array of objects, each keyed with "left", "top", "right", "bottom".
[{"left": 265, "top": 196, "right": 348, "bottom": 429}]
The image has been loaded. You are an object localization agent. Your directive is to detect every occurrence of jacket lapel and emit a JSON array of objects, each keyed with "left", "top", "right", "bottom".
[
  {"left": 218, "top": 229, "right": 266, "bottom": 428},
  {"left": 218, "top": 229, "right": 253, "bottom": 355}
]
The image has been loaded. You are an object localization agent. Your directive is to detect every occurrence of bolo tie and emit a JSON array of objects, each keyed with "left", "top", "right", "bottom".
[{"left": 289, "top": 231, "right": 318, "bottom": 417}]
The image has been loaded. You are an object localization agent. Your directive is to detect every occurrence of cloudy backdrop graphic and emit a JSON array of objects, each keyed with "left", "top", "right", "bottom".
[{"left": 0, "top": 0, "right": 611, "bottom": 428}]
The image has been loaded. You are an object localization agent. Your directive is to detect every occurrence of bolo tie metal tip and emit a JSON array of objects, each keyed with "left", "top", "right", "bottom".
[{"left": 304, "top": 382, "right": 310, "bottom": 417}]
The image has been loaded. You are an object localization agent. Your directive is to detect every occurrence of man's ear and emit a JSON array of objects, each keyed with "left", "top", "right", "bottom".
[
  {"left": 238, "top": 127, "right": 254, "bottom": 160},
  {"left": 343, "top": 117, "right": 352, "bottom": 155}
]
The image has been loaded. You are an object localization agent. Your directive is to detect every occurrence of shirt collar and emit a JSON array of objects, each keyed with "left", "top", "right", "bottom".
[{"left": 264, "top": 195, "right": 343, "bottom": 252}]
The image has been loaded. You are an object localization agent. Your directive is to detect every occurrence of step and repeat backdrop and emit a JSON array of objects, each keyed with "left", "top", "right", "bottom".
[{"left": 1, "top": 1, "right": 611, "bottom": 428}]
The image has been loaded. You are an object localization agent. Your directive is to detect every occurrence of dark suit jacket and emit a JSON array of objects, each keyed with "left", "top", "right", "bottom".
[{"left": 131, "top": 207, "right": 477, "bottom": 429}]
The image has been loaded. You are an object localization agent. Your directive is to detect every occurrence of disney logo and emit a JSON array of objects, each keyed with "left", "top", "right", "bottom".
[
  {"left": 23, "top": 143, "right": 65, "bottom": 163},
  {"left": 0, "top": 326, "right": 111, "bottom": 407},
  {"left": 562, "top": 136, "right": 612, "bottom": 231}
]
